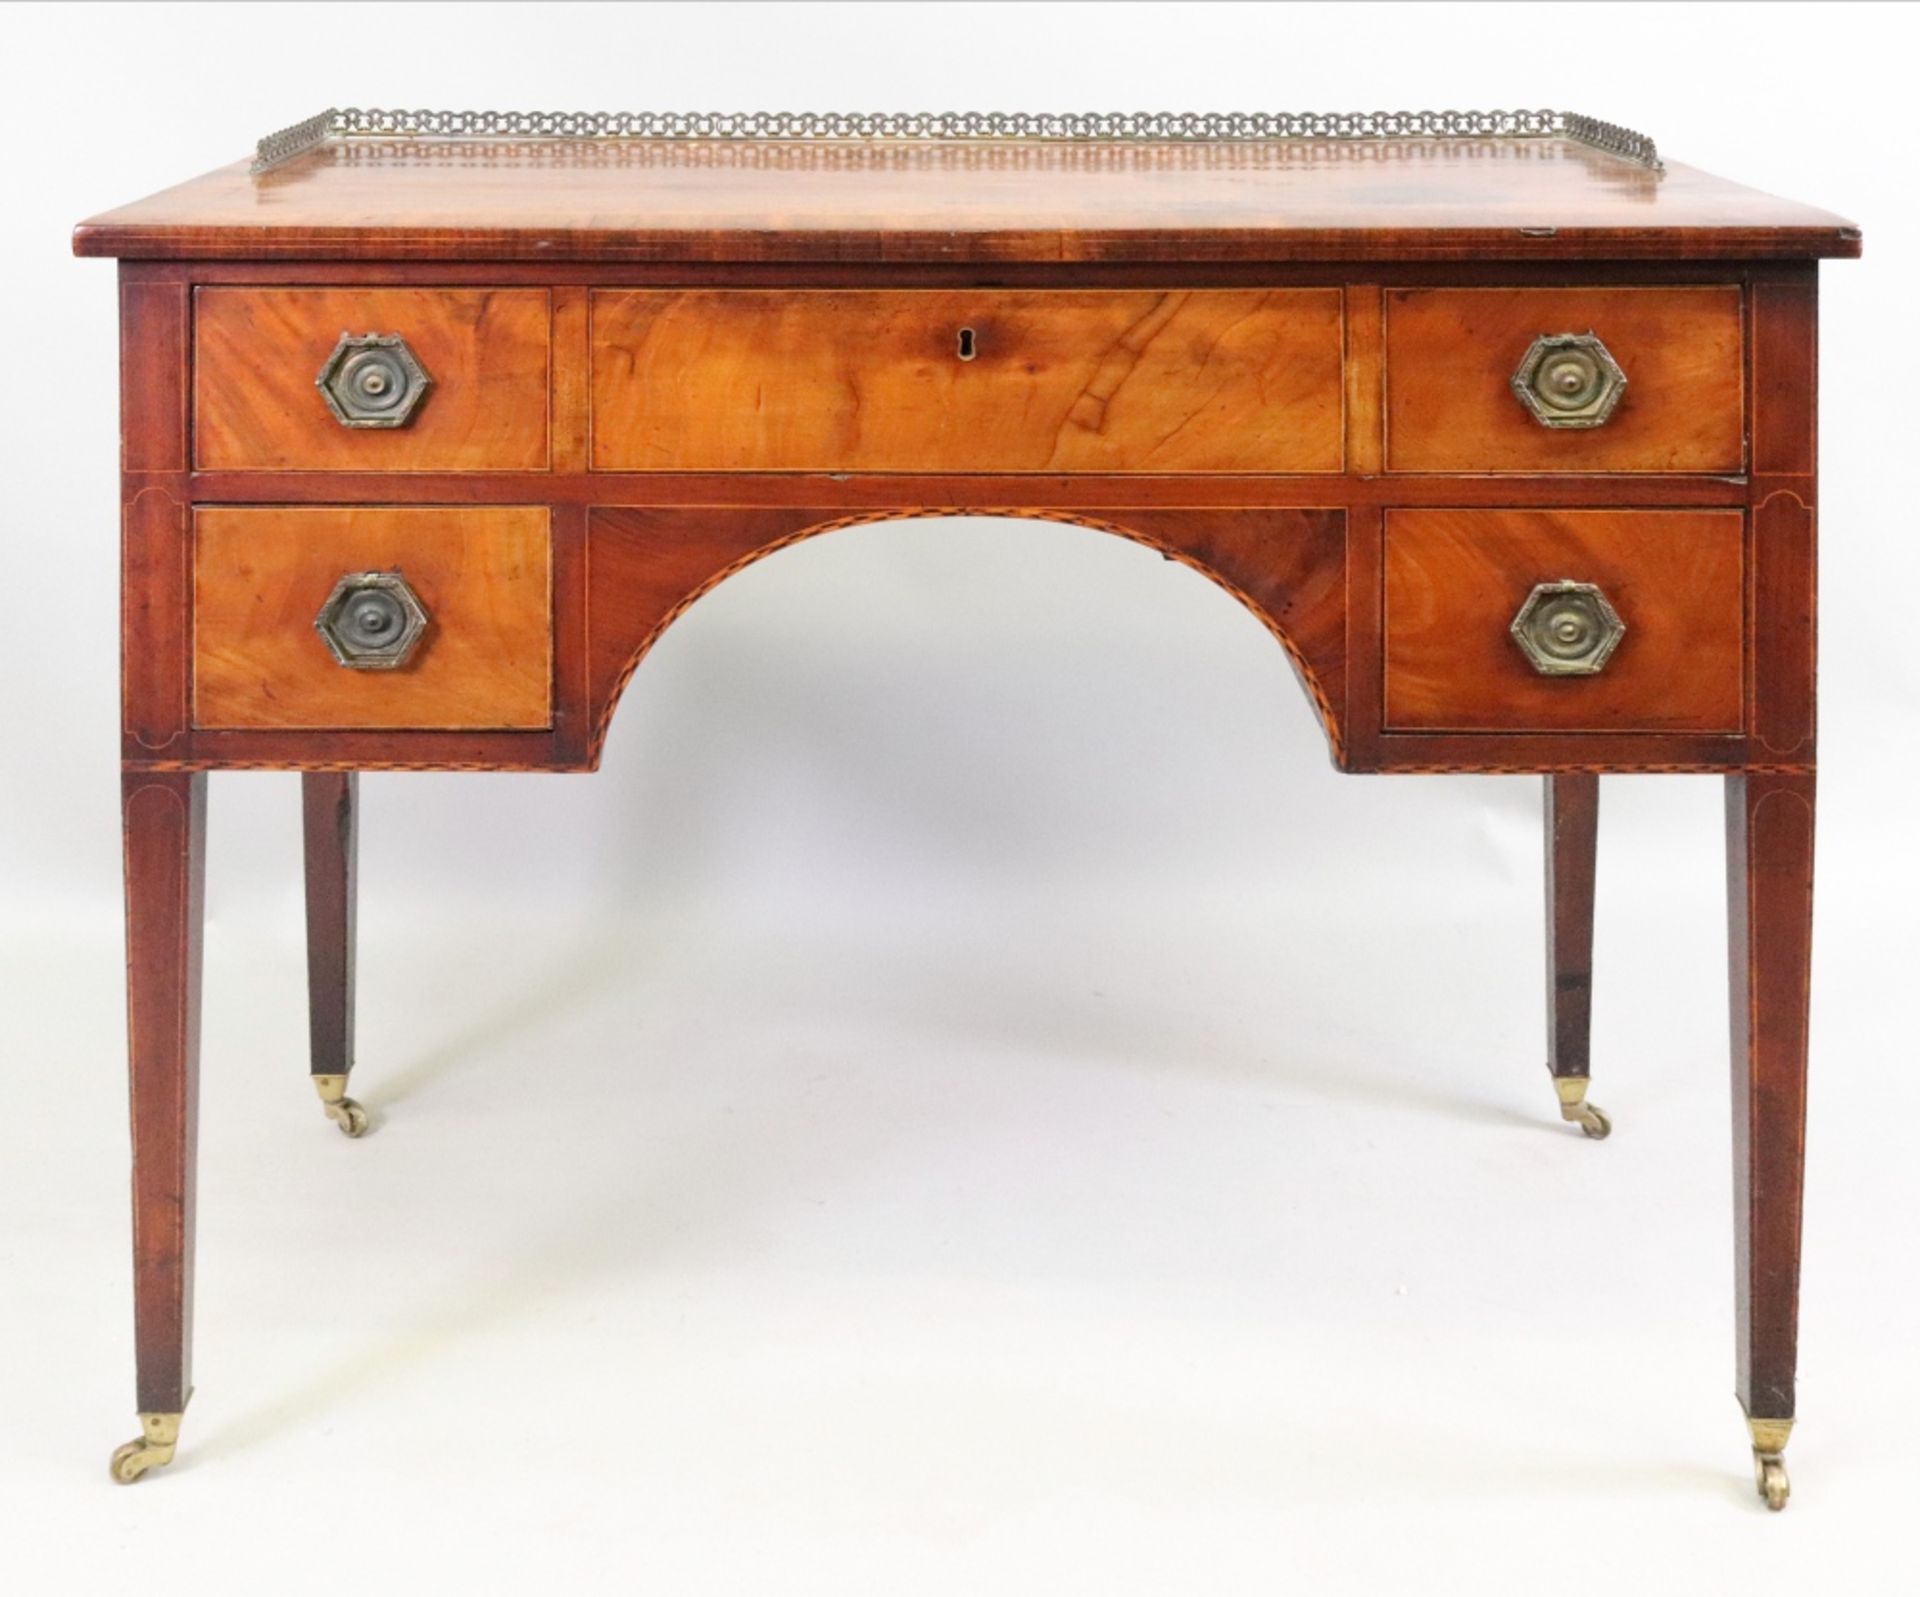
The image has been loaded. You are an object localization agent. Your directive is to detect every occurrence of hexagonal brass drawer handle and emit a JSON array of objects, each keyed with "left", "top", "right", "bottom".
[
  {"left": 317, "top": 332, "right": 433, "bottom": 428},
  {"left": 1511, "top": 332, "right": 1627, "bottom": 429},
  {"left": 1510, "top": 580, "right": 1625, "bottom": 676},
  {"left": 315, "top": 571, "right": 430, "bottom": 669}
]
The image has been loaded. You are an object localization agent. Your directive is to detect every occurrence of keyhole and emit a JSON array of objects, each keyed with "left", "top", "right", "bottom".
[{"left": 956, "top": 326, "right": 977, "bottom": 361}]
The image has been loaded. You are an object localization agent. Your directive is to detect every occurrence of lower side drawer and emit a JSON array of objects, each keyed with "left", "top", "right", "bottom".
[
  {"left": 1383, "top": 508, "right": 1745, "bottom": 733},
  {"left": 193, "top": 506, "right": 553, "bottom": 730}
]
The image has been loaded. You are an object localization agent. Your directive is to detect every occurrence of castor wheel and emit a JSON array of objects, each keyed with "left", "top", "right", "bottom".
[
  {"left": 1747, "top": 1416, "right": 1794, "bottom": 1512},
  {"left": 108, "top": 1413, "right": 182, "bottom": 1484},
  {"left": 312, "top": 1073, "right": 369, "bottom": 1137},
  {"left": 1755, "top": 1453, "right": 1791, "bottom": 1511},
  {"left": 326, "top": 1096, "right": 369, "bottom": 1137},
  {"left": 1552, "top": 1075, "right": 1612, "bottom": 1140}
]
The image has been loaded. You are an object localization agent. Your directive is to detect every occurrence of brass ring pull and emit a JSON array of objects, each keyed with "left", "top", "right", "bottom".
[
  {"left": 1510, "top": 580, "right": 1625, "bottom": 675},
  {"left": 317, "top": 332, "right": 433, "bottom": 428},
  {"left": 1511, "top": 332, "right": 1627, "bottom": 429},
  {"left": 315, "top": 571, "right": 429, "bottom": 669}
]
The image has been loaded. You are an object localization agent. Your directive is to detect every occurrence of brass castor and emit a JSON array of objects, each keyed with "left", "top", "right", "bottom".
[
  {"left": 313, "top": 1073, "right": 369, "bottom": 1138},
  {"left": 109, "top": 1412, "right": 182, "bottom": 1484},
  {"left": 1755, "top": 1454, "right": 1791, "bottom": 1511},
  {"left": 1553, "top": 1075, "right": 1612, "bottom": 1140},
  {"left": 1749, "top": 1416, "right": 1794, "bottom": 1512}
]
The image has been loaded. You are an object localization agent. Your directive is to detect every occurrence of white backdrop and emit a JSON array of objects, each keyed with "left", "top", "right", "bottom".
[{"left": 2, "top": 3, "right": 1915, "bottom": 1592}]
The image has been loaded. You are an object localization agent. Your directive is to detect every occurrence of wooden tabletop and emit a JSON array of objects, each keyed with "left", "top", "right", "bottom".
[{"left": 73, "top": 135, "right": 1860, "bottom": 264}]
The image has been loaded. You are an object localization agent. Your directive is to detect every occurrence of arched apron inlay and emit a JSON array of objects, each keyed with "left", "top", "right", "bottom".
[{"left": 583, "top": 506, "right": 1349, "bottom": 765}]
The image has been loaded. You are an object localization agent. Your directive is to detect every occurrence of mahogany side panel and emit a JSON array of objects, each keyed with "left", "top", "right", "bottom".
[
  {"left": 1748, "top": 274, "right": 1819, "bottom": 764},
  {"left": 1545, "top": 773, "right": 1599, "bottom": 1080},
  {"left": 1726, "top": 771, "right": 1815, "bottom": 1421},
  {"left": 122, "top": 770, "right": 206, "bottom": 1414},
  {"left": 120, "top": 263, "right": 194, "bottom": 761},
  {"left": 302, "top": 772, "right": 356, "bottom": 1078},
  {"left": 1751, "top": 492, "right": 1817, "bottom": 762},
  {"left": 1752, "top": 280, "right": 1817, "bottom": 479},
  {"left": 589, "top": 289, "right": 1345, "bottom": 474},
  {"left": 583, "top": 505, "right": 1350, "bottom": 765},
  {"left": 123, "top": 488, "right": 191, "bottom": 756},
  {"left": 121, "top": 278, "right": 187, "bottom": 472}
]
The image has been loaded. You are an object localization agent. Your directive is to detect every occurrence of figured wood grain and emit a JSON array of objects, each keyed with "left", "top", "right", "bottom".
[
  {"left": 590, "top": 290, "right": 1344, "bottom": 473},
  {"left": 192, "top": 507, "right": 553, "bottom": 730},
  {"left": 1385, "top": 287, "right": 1745, "bottom": 472},
  {"left": 71, "top": 140, "right": 1862, "bottom": 263},
  {"left": 1343, "top": 286, "right": 1385, "bottom": 476},
  {"left": 550, "top": 288, "right": 590, "bottom": 475},
  {"left": 1383, "top": 509, "right": 1745, "bottom": 732},
  {"left": 194, "top": 288, "right": 550, "bottom": 471}
]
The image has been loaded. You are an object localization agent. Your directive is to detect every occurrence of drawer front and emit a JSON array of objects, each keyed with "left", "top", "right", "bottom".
[
  {"left": 195, "top": 289, "right": 550, "bottom": 471},
  {"left": 1384, "top": 509, "right": 1744, "bottom": 733},
  {"left": 193, "top": 507, "right": 552, "bottom": 730},
  {"left": 590, "top": 289, "right": 1344, "bottom": 473},
  {"left": 1384, "top": 288, "right": 1744, "bottom": 473}
]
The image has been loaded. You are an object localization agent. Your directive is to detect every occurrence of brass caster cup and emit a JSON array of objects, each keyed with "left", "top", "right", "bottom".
[
  {"left": 313, "top": 1073, "right": 369, "bottom": 1137},
  {"left": 1553, "top": 1076, "right": 1612, "bottom": 1140},
  {"left": 109, "top": 1412, "right": 182, "bottom": 1484}
]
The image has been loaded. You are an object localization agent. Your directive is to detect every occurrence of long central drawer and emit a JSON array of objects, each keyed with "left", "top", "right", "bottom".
[{"left": 588, "top": 289, "right": 1346, "bottom": 473}]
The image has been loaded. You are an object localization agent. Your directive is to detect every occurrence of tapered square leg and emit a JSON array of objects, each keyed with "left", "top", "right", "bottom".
[
  {"left": 113, "top": 770, "right": 206, "bottom": 1482},
  {"left": 302, "top": 772, "right": 366, "bottom": 1137},
  {"left": 1726, "top": 771, "right": 1815, "bottom": 1510},
  {"left": 1544, "top": 773, "right": 1608, "bottom": 1139}
]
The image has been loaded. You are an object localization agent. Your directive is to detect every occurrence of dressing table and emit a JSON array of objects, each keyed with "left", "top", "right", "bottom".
[{"left": 73, "top": 109, "right": 1859, "bottom": 1505}]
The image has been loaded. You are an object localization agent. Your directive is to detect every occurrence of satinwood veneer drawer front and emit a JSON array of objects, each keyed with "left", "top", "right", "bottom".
[
  {"left": 192, "top": 507, "right": 552, "bottom": 730},
  {"left": 1383, "top": 508, "right": 1745, "bottom": 733},
  {"left": 589, "top": 289, "right": 1345, "bottom": 473},
  {"left": 194, "top": 289, "right": 551, "bottom": 472},
  {"left": 1384, "top": 288, "right": 1745, "bottom": 474}
]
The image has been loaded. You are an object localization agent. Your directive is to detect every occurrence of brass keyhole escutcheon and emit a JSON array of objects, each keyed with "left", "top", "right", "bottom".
[{"left": 956, "top": 326, "right": 977, "bottom": 361}]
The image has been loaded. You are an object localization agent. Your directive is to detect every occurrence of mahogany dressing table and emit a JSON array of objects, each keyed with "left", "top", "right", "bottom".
[{"left": 72, "top": 109, "right": 1860, "bottom": 1506}]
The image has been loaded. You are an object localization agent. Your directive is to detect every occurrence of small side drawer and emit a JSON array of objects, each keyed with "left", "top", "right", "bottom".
[
  {"left": 193, "top": 507, "right": 552, "bottom": 730},
  {"left": 195, "top": 289, "right": 550, "bottom": 471},
  {"left": 589, "top": 289, "right": 1345, "bottom": 473},
  {"left": 1383, "top": 508, "right": 1744, "bottom": 733},
  {"left": 1384, "top": 288, "right": 1744, "bottom": 473}
]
